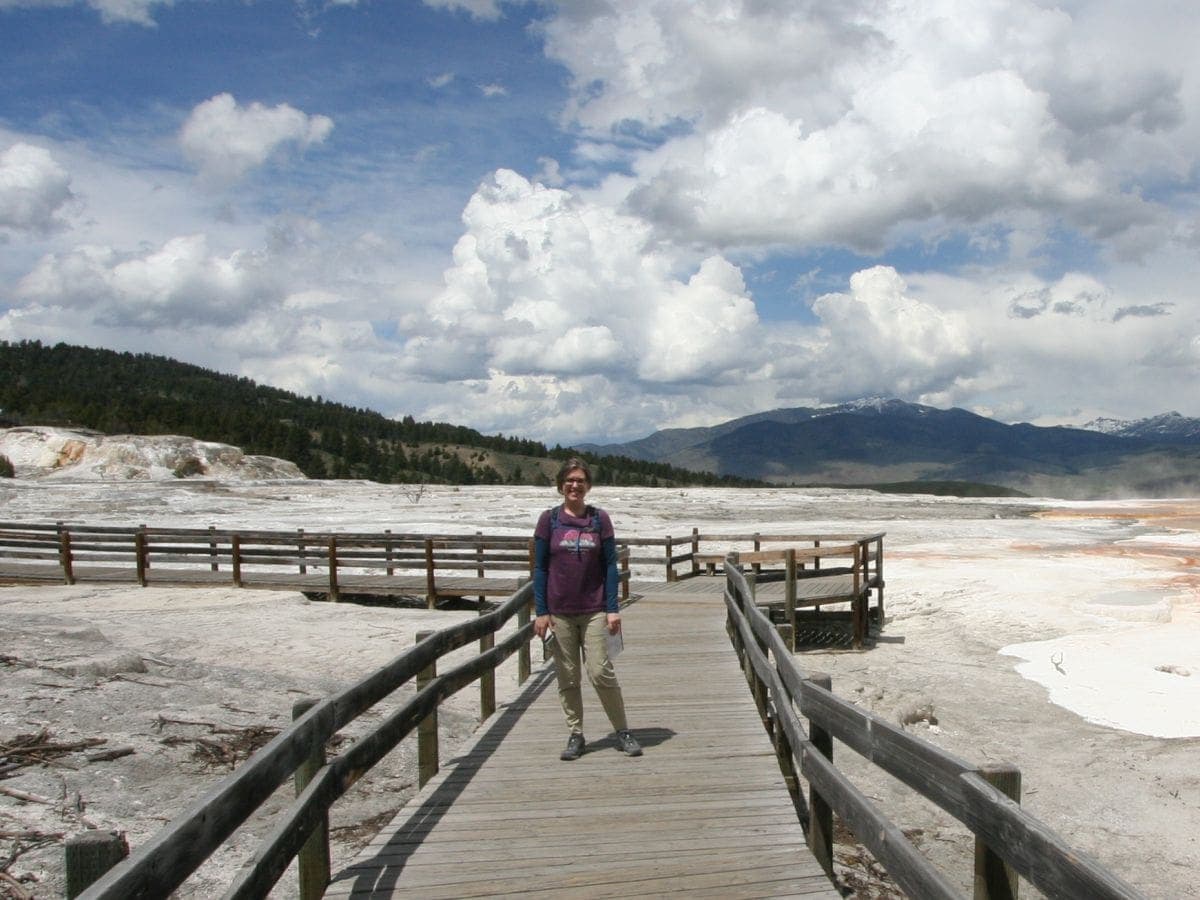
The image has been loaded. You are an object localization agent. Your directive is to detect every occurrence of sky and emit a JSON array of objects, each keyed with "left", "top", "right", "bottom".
[{"left": 2, "top": 0, "right": 1199, "bottom": 446}]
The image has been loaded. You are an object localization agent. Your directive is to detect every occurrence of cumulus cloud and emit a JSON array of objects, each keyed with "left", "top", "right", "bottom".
[
  {"left": 890, "top": 265, "right": 1200, "bottom": 424},
  {"left": 376, "top": 0, "right": 1200, "bottom": 435},
  {"left": 777, "top": 266, "right": 982, "bottom": 401},
  {"left": 414, "top": 169, "right": 761, "bottom": 388},
  {"left": 0, "top": 143, "right": 73, "bottom": 236},
  {"left": 540, "top": 0, "right": 1192, "bottom": 258},
  {"left": 15, "top": 234, "right": 283, "bottom": 327},
  {"left": 179, "top": 93, "right": 334, "bottom": 185}
]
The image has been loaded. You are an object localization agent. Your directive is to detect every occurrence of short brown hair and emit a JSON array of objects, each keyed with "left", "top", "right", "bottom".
[{"left": 555, "top": 457, "right": 593, "bottom": 493}]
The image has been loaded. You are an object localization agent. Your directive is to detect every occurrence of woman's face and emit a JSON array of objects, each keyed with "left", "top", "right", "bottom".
[{"left": 561, "top": 467, "right": 590, "bottom": 503}]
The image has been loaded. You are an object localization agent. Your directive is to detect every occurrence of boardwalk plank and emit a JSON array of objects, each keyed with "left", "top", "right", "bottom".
[{"left": 329, "top": 589, "right": 839, "bottom": 899}]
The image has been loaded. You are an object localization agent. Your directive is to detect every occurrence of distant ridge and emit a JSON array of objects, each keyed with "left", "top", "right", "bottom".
[
  {"left": 0, "top": 340, "right": 759, "bottom": 489},
  {"left": 582, "top": 399, "right": 1200, "bottom": 499}
]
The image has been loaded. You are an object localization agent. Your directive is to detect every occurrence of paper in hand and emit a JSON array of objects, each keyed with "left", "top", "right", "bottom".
[{"left": 606, "top": 630, "right": 624, "bottom": 659}]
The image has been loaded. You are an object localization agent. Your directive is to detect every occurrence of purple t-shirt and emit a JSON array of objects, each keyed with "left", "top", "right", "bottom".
[{"left": 535, "top": 505, "right": 614, "bottom": 615}]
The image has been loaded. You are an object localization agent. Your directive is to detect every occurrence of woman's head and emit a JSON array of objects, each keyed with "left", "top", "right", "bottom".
[{"left": 555, "top": 457, "right": 593, "bottom": 495}]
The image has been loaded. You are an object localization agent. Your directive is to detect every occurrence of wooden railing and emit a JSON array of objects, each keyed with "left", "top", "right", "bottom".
[
  {"left": 1, "top": 522, "right": 887, "bottom": 616},
  {"left": 723, "top": 558, "right": 1143, "bottom": 900},
  {"left": 621, "top": 530, "right": 884, "bottom": 585},
  {"left": 0, "top": 521, "right": 630, "bottom": 607},
  {"left": 74, "top": 583, "right": 541, "bottom": 899}
]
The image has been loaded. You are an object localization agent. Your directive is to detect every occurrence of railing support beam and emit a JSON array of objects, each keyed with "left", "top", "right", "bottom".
[
  {"left": 807, "top": 672, "right": 835, "bottom": 880},
  {"left": 974, "top": 764, "right": 1021, "bottom": 900},
  {"left": 416, "top": 630, "right": 439, "bottom": 787},
  {"left": 292, "top": 698, "right": 331, "bottom": 900},
  {"left": 479, "top": 608, "right": 496, "bottom": 721}
]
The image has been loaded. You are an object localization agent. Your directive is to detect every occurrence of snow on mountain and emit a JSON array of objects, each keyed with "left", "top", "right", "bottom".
[
  {"left": 1082, "top": 416, "right": 1131, "bottom": 436},
  {"left": 0, "top": 426, "right": 305, "bottom": 481},
  {"left": 1082, "top": 412, "right": 1200, "bottom": 444}
]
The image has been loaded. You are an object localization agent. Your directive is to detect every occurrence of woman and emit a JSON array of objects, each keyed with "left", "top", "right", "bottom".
[{"left": 532, "top": 458, "right": 641, "bottom": 761}]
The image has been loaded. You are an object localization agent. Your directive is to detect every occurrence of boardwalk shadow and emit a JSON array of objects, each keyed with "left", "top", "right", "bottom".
[
  {"left": 585, "top": 726, "right": 676, "bottom": 753},
  {"left": 329, "top": 666, "right": 558, "bottom": 897}
]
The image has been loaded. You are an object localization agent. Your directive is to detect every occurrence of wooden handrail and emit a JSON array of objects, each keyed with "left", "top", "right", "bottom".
[
  {"left": 76, "top": 583, "right": 538, "bottom": 899},
  {"left": 734, "top": 542, "right": 859, "bottom": 564},
  {"left": 721, "top": 563, "right": 1144, "bottom": 900}
]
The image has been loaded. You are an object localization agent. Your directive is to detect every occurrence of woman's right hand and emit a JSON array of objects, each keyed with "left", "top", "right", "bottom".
[{"left": 534, "top": 614, "right": 551, "bottom": 638}]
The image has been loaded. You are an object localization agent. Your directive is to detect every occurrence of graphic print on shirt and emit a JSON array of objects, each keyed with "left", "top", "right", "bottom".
[{"left": 558, "top": 528, "right": 598, "bottom": 557}]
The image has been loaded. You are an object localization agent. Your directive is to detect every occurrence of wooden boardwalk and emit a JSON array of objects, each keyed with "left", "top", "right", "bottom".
[{"left": 327, "top": 585, "right": 840, "bottom": 899}]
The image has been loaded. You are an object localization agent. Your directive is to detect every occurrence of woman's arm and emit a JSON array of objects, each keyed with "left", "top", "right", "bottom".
[
  {"left": 533, "top": 535, "right": 551, "bottom": 616},
  {"left": 602, "top": 535, "right": 619, "bottom": 614}
]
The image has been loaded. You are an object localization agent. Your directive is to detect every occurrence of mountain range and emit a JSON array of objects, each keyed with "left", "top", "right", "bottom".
[
  {"left": 4, "top": 340, "right": 1198, "bottom": 498},
  {"left": 580, "top": 399, "right": 1200, "bottom": 498}
]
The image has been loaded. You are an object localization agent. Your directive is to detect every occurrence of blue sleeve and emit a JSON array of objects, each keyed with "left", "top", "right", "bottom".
[
  {"left": 533, "top": 535, "right": 550, "bottom": 616},
  {"left": 602, "top": 536, "right": 619, "bottom": 613}
]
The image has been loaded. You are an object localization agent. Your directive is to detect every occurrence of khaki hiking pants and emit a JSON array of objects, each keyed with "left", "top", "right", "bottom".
[{"left": 550, "top": 611, "right": 628, "bottom": 735}]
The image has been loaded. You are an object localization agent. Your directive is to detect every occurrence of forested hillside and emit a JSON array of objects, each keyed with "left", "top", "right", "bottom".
[{"left": 0, "top": 341, "right": 757, "bottom": 487}]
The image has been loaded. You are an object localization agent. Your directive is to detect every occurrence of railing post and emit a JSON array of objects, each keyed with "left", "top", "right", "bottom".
[
  {"left": 64, "top": 830, "right": 128, "bottom": 898},
  {"left": 875, "top": 535, "right": 885, "bottom": 622},
  {"left": 425, "top": 538, "right": 437, "bottom": 609},
  {"left": 807, "top": 672, "right": 834, "bottom": 880},
  {"left": 385, "top": 529, "right": 394, "bottom": 576},
  {"left": 852, "top": 541, "right": 864, "bottom": 648},
  {"left": 479, "top": 607, "right": 495, "bottom": 721},
  {"left": 782, "top": 548, "right": 797, "bottom": 652},
  {"left": 327, "top": 536, "right": 339, "bottom": 602},
  {"left": 752, "top": 532, "right": 761, "bottom": 577},
  {"left": 298, "top": 528, "right": 307, "bottom": 575},
  {"left": 292, "top": 698, "right": 330, "bottom": 900},
  {"left": 208, "top": 525, "right": 219, "bottom": 572},
  {"left": 476, "top": 530, "right": 486, "bottom": 606},
  {"left": 664, "top": 534, "right": 674, "bottom": 581},
  {"left": 620, "top": 546, "right": 630, "bottom": 602},
  {"left": 135, "top": 524, "right": 148, "bottom": 586},
  {"left": 690, "top": 527, "right": 699, "bottom": 577},
  {"left": 974, "top": 764, "right": 1021, "bottom": 900},
  {"left": 231, "top": 534, "right": 243, "bottom": 586},
  {"left": 416, "top": 630, "right": 438, "bottom": 787},
  {"left": 517, "top": 589, "right": 532, "bottom": 684},
  {"left": 57, "top": 521, "right": 75, "bottom": 585}
]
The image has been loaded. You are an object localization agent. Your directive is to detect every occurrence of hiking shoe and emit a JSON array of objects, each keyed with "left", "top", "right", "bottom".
[
  {"left": 617, "top": 730, "right": 643, "bottom": 757},
  {"left": 560, "top": 733, "right": 585, "bottom": 761}
]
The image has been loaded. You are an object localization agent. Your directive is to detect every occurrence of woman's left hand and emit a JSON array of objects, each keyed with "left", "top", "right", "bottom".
[{"left": 606, "top": 613, "right": 621, "bottom": 635}]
